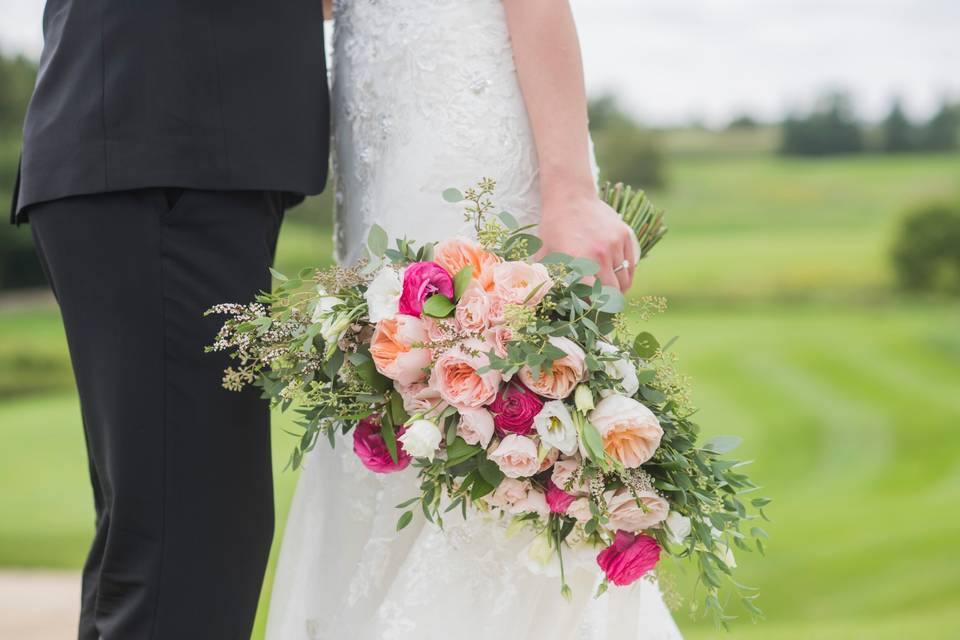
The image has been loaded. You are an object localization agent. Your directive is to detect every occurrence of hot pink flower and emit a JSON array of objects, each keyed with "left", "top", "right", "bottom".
[
  {"left": 596, "top": 531, "right": 662, "bottom": 587},
  {"left": 398, "top": 262, "right": 455, "bottom": 317},
  {"left": 352, "top": 417, "right": 412, "bottom": 474},
  {"left": 545, "top": 479, "right": 576, "bottom": 514},
  {"left": 489, "top": 382, "right": 544, "bottom": 437}
]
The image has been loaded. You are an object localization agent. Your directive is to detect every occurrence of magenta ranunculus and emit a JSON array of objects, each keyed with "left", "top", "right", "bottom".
[
  {"left": 489, "top": 382, "right": 544, "bottom": 437},
  {"left": 352, "top": 417, "right": 412, "bottom": 474},
  {"left": 545, "top": 479, "right": 576, "bottom": 514},
  {"left": 398, "top": 261, "right": 455, "bottom": 317},
  {"left": 596, "top": 531, "right": 662, "bottom": 587}
]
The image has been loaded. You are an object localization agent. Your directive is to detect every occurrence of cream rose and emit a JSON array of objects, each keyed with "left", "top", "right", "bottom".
[
  {"left": 605, "top": 488, "right": 670, "bottom": 532},
  {"left": 566, "top": 497, "right": 593, "bottom": 523},
  {"left": 488, "top": 434, "right": 540, "bottom": 478},
  {"left": 397, "top": 419, "right": 442, "bottom": 460},
  {"left": 486, "top": 477, "right": 548, "bottom": 516},
  {"left": 518, "top": 336, "right": 586, "bottom": 400},
  {"left": 491, "top": 261, "right": 553, "bottom": 307},
  {"left": 550, "top": 455, "right": 588, "bottom": 495},
  {"left": 364, "top": 267, "right": 403, "bottom": 323},
  {"left": 455, "top": 281, "right": 493, "bottom": 332},
  {"left": 589, "top": 394, "right": 663, "bottom": 468}
]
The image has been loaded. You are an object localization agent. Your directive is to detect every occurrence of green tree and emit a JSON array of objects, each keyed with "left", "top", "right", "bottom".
[
  {"left": 919, "top": 101, "right": 958, "bottom": 151},
  {"left": 882, "top": 99, "right": 917, "bottom": 152},
  {"left": 892, "top": 201, "right": 960, "bottom": 295},
  {"left": 780, "top": 92, "right": 864, "bottom": 156},
  {"left": 0, "top": 55, "right": 37, "bottom": 132},
  {"left": 588, "top": 94, "right": 665, "bottom": 189}
]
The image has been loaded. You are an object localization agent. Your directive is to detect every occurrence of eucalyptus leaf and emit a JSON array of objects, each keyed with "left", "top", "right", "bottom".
[
  {"left": 704, "top": 436, "right": 743, "bottom": 454},
  {"left": 442, "top": 188, "right": 464, "bottom": 203},
  {"left": 568, "top": 257, "right": 600, "bottom": 277},
  {"left": 498, "top": 211, "right": 519, "bottom": 230},
  {"left": 367, "top": 224, "right": 389, "bottom": 257},
  {"left": 633, "top": 331, "right": 660, "bottom": 358},
  {"left": 453, "top": 265, "right": 474, "bottom": 301}
]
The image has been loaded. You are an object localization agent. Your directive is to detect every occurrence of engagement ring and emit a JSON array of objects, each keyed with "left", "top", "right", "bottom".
[{"left": 613, "top": 259, "right": 631, "bottom": 273}]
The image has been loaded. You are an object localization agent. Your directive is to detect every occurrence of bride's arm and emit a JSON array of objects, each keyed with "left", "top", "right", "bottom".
[
  {"left": 323, "top": 0, "right": 333, "bottom": 19},
  {"left": 503, "top": 0, "right": 635, "bottom": 291}
]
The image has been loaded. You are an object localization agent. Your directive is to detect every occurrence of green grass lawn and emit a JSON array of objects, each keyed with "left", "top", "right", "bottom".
[{"left": 2, "top": 302, "right": 958, "bottom": 639}]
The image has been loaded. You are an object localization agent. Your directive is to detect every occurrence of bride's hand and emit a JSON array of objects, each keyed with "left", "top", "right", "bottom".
[{"left": 538, "top": 189, "right": 637, "bottom": 292}]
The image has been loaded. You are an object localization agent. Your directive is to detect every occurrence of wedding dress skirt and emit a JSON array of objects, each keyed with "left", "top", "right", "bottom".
[{"left": 266, "top": 2, "right": 682, "bottom": 638}]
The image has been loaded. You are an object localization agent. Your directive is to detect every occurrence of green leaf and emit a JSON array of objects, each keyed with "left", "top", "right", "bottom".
[
  {"left": 581, "top": 420, "right": 606, "bottom": 463},
  {"left": 353, "top": 358, "right": 392, "bottom": 393},
  {"left": 268, "top": 267, "right": 288, "bottom": 282},
  {"left": 367, "top": 224, "right": 389, "bottom": 257},
  {"left": 633, "top": 331, "right": 660, "bottom": 358},
  {"left": 704, "top": 436, "right": 743, "bottom": 454},
  {"left": 539, "top": 252, "right": 574, "bottom": 265},
  {"left": 422, "top": 293, "right": 456, "bottom": 318},
  {"left": 445, "top": 437, "right": 482, "bottom": 467},
  {"left": 381, "top": 414, "right": 399, "bottom": 465},
  {"left": 504, "top": 233, "right": 543, "bottom": 257},
  {"left": 568, "top": 257, "right": 600, "bottom": 277},
  {"left": 453, "top": 265, "right": 474, "bottom": 301},
  {"left": 598, "top": 286, "right": 625, "bottom": 313},
  {"left": 442, "top": 188, "right": 464, "bottom": 203},
  {"left": 396, "top": 510, "right": 413, "bottom": 531},
  {"left": 470, "top": 475, "right": 496, "bottom": 500},
  {"left": 389, "top": 391, "right": 410, "bottom": 426},
  {"left": 477, "top": 457, "right": 505, "bottom": 487},
  {"left": 498, "top": 211, "right": 519, "bottom": 230}
]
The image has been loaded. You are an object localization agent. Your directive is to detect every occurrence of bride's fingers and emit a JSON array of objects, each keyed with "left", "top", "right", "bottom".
[
  {"left": 613, "top": 249, "right": 630, "bottom": 293},
  {"left": 623, "top": 233, "right": 638, "bottom": 290}
]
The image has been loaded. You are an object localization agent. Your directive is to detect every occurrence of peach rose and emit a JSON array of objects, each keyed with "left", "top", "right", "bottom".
[
  {"left": 488, "top": 434, "right": 540, "bottom": 478},
  {"left": 370, "top": 316, "right": 431, "bottom": 386},
  {"left": 455, "top": 281, "right": 493, "bottom": 332},
  {"left": 491, "top": 261, "right": 554, "bottom": 307},
  {"left": 427, "top": 339, "right": 501, "bottom": 409},
  {"left": 483, "top": 325, "right": 512, "bottom": 358},
  {"left": 518, "top": 336, "right": 586, "bottom": 400},
  {"left": 606, "top": 488, "right": 670, "bottom": 532},
  {"left": 457, "top": 408, "right": 495, "bottom": 448},
  {"left": 394, "top": 381, "right": 447, "bottom": 418},
  {"left": 589, "top": 395, "right": 663, "bottom": 468},
  {"left": 433, "top": 237, "right": 501, "bottom": 291}
]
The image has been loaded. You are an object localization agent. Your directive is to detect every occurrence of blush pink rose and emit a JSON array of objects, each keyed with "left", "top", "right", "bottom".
[
  {"left": 486, "top": 478, "right": 549, "bottom": 516},
  {"left": 551, "top": 455, "right": 588, "bottom": 495},
  {"left": 394, "top": 381, "right": 447, "bottom": 417},
  {"left": 589, "top": 394, "right": 664, "bottom": 468},
  {"left": 596, "top": 531, "right": 662, "bottom": 587},
  {"left": 606, "top": 488, "right": 670, "bottom": 532},
  {"left": 488, "top": 434, "right": 540, "bottom": 478},
  {"left": 457, "top": 408, "right": 495, "bottom": 448},
  {"left": 566, "top": 497, "right": 592, "bottom": 523},
  {"left": 545, "top": 479, "right": 577, "bottom": 514},
  {"left": 484, "top": 325, "right": 512, "bottom": 358},
  {"left": 491, "top": 261, "right": 554, "bottom": 307},
  {"left": 489, "top": 382, "right": 544, "bottom": 437},
  {"left": 352, "top": 417, "right": 412, "bottom": 474},
  {"left": 518, "top": 336, "right": 587, "bottom": 400},
  {"left": 398, "top": 261, "right": 454, "bottom": 317},
  {"left": 428, "top": 339, "right": 501, "bottom": 409},
  {"left": 537, "top": 447, "right": 559, "bottom": 473},
  {"left": 455, "top": 281, "right": 494, "bottom": 332},
  {"left": 370, "top": 315, "right": 431, "bottom": 386}
]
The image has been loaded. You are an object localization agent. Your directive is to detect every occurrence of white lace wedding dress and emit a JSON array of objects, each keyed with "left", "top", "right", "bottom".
[{"left": 265, "top": 2, "right": 683, "bottom": 638}]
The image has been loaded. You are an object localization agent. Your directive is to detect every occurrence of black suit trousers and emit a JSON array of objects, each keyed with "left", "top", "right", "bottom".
[{"left": 29, "top": 189, "right": 282, "bottom": 639}]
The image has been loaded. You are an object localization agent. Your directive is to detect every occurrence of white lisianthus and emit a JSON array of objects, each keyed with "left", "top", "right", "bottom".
[
  {"left": 313, "top": 291, "right": 350, "bottom": 351},
  {"left": 596, "top": 341, "right": 640, "bottom": 398},
  {"left": 520, "top": 529, "right": 560, "bottom": 577},
  {"left": 398, "top": 419, "right": 442, "bottom": 460},
  {"left": 533, "top": 400, "right": 579, "bottom": 455},
  {"left": 364, "top": 267, "right": 404, "bottom": 323},
  {"left": 664, "top": 511, "right": 692, "bottom": 544}
]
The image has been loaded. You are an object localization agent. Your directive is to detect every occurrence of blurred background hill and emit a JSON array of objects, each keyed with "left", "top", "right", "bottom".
[{"left": 1, "top": 2, "right": 959, "bottom": 638}]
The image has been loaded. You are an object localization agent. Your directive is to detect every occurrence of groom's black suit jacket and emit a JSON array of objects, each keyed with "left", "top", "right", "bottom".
[{"left": 11, "top": 0, "right": 330, "bottom": 222}]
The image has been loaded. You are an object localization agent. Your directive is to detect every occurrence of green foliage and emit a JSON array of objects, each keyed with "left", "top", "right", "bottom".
[
  {"left": 892, "top": 201, "right": 960, "bottom": 294},
  {"left": 881, "top": 99, "right": 917, "bottom": 152},
  {"left": 780, "top": 92, "right": 864, "bottom": 156},
  {"left": 589, "top": 94, "right": 666, "bottom": 188},
  {"left": 919, "top": 102, "right": 959, "bottom": 151}
]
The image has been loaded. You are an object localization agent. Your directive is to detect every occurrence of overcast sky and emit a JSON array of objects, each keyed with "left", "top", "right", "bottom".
[{"left": 1, "top": 0, "right": 957, "bottom": 126}]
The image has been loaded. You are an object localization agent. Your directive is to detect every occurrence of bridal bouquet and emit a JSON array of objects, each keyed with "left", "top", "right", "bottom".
[{"left": 209, "top": 179, "right": 767, "bottom": 624}]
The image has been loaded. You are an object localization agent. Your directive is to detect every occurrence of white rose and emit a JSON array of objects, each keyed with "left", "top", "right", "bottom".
[
  {"left": 533, "top": 400, "right": 579, "bottom": 455},
  {"left": 364, "top": 267, "right": 403, "bottom": 323},
  {"left": 398, "top": 419, "right": 442, "bottom": 460},
  {"left": 664, "top": 511, "right": 692, "bottom": 544},
  {"left": 596, "top": 341, "right": 640, "bottom": 398}
]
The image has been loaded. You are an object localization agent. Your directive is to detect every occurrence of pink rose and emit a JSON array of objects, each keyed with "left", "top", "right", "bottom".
[
  {"left": 606, "top": 488, "right": 670, "bottom": 532},
  {"left": 545, "top": 479, "right": 577, "bottom": 514},
  {"left": 352, "top": 416, "right": 412, "bottom": 474},
  {"left": 566, "top": 497, "right": 592, "bottom": 523},
  {"left": 491, "top": 261, "right": 553, "bottom": 307},
  {"left": 518, "top": 336, "right": 586, "bottom": 400},
  {"left": 394, "top": 381, "right": 447, "bottom": 417},
  {"left": 489, "top": 382, "right": 544, "bottom": 437},
  {"left": 488, "top": 434, "right": 540, "bottom": 478},
  {"left": 551, "top": 455, "right": 588, "bottom": 495},
  {"left": 455, "top": 281, "right": 493, "bottom": 332},
  {"left": 398, "top": 261, "right": 454, "bottom": 317},
  {"left": 457, "top": 408, "right": 495, "bottom": 448},
  {"left": 486, "top": 478, "right": 549, "bottom": 516},
  {"left": 596, "top": 531, "right": 662, "bottom": 587},
  {"left": 370, "top": 315, "right": 432, "bottom": 386},
  {"left": 589, "top": 395, "right": 663, "bottom": 468},
  {"left": 484, "top": 325, "right": 512, "bottom": 358},
  {"left": 428, "top": 339, "right": 502, "bottom": 409}
]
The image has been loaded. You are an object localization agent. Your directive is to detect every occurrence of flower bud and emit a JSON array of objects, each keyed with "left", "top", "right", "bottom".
[{"left": 574, "top": 384, "right": 595, "bottom": 413}]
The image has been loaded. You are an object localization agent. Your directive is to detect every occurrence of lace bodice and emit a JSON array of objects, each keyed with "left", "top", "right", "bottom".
[{"left": 331, "top": 0, "right": 541, "bottom": 263}]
